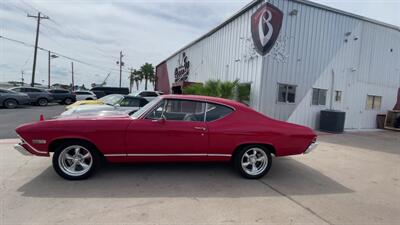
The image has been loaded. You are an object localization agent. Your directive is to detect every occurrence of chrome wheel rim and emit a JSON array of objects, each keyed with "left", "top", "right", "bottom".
[
  {"left": 241, "top": 147, "right": 268, "bottom": 176},
  {"left": 65, "top": 99, "right": 72, "bottom": 104},
  {"left": 58, "top": 145, "right": 93, "bottom": 176}
]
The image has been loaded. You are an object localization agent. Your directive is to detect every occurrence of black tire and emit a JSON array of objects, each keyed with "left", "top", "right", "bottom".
[
  {"left": 63, "top": 98, "right": 73, "bottom": 105},
  {"left": 234, "top": 145, "right": 272, "bottom": 179},
  {"left": 52, "top": 141, "right": 100, "bottom": 180},
  {"left": 37, "top": 98, "right": 48, "bottom": 106},
  {"left": 4, "top": 99, "right": 18, "bottom": 109}
]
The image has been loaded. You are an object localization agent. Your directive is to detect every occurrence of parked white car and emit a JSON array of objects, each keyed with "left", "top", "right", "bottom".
[
  {"left": 130, "top": 90, "right": 163, "bottom": 102},
  {"left": 74, "top": 91, "right": 97, "bottom": 101}
]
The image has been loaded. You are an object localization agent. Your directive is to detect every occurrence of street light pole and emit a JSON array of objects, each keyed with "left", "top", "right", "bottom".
[{"left": 48, "top": 51, "right": 58, "bottom": 88}]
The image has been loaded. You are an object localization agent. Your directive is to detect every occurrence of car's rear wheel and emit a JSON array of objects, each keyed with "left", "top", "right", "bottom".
[
  {"left": 4, "top": 99, "right": 18, "bottom": 109},
  {"left": 63, "top": 98, "right": 73, "bottom": 105},
  {"left": 37, "top": 98, "right": 48, "bottom": 106},
  {"left": 52, "top": 142, "right": 100, "bottom": 180},
  {"left": 234, "top": 145, "right": 272, "bottom": 179}
]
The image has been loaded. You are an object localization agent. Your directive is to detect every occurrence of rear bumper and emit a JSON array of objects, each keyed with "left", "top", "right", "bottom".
[
  {"left": 14, "top": 143, "right": 33, "bottom": 156},
  {"left": 304, "top": 142, "right": 318, "bottom": 154}
]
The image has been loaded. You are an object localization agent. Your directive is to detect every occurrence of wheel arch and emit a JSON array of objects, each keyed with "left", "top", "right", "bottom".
[
  {"left": 3, "top": 98, "right": 19, "bottom": 105},
  {"left": 49, "top": 138, "right": 103, "bottom": 156},
  {"left": 232, "top": 143, "right": 277, "bottom": 160}
]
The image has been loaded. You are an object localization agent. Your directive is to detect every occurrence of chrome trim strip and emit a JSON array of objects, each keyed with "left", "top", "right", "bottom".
[
  {"left": 208, "top": 154, "right": 231, "bottom": 157},
  {"left": 304, "top": 142, "right": 318, "bottom": 154},
  {"left": 128, "top": 153, "right": 207, "bottom": 157},
  {"left": 104, "top": 154, "right": 126, "bottom": 157},
  {"left": 14, "top": 144, "right": 33, "bottom": 156},
  {"left": 104, "top": 153, "right": 232, "bottom": 157},
  {"left": 18, "top": 137, "right": 48, "bottom": 154}
]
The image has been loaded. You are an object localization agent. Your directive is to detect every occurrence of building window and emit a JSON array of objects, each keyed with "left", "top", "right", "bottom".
[
  {"left": 335, "top": 90, "right": 342, "bottom": 102},
  {"left": 366, "top": 95, "right": 382, "bottom": 110},
  {"left": 277, "top": 84, "right": 296, "bottom": 103},
  {"left": 312, "top": 88, "right": 327, "bottom": 105}
]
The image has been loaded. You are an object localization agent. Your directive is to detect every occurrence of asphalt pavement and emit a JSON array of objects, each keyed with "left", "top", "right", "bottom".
[{"left": 0, "top": 104, "right": 65, "bottom": 138}]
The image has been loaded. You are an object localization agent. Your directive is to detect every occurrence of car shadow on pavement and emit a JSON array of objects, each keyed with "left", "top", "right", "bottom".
[{"left": 17, "top": 157, "right": 353, "bottom": 198}]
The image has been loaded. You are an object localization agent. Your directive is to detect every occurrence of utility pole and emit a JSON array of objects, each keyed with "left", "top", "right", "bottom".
[
  {"left": 48, "top": 51, "right": 58, "bottom": 88},
  {"left": 21, "top": 70, "right": 24, "bottom": 86},
  {"left": 71, "top": 62, "right": 74, "bottom": 91},
  {"left": 116, "top": 51, "right": 124, "bottom": 87},
  {"left": 27, "top": 12, "right": 49, "bottom": 87}
]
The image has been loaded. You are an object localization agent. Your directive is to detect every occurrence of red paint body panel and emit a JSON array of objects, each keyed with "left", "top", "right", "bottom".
[{"left": 15, "top": 95, "right": 317, "bottom": 162}]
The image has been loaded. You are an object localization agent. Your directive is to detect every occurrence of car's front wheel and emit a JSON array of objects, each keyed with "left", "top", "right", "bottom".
[
  {"left": 234, "top": 145, "right": 272, "bottom": 179},
  {"left": 52, "top": 142, "right": 100, "bottom": 180},
  {"left": 4, "top": 99, "right": 18, "bottom": 109}
]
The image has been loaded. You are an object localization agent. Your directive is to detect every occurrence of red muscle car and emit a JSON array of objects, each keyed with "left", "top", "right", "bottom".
[{"left": 15, "top": 95, "right": 317, "bottom": 180}]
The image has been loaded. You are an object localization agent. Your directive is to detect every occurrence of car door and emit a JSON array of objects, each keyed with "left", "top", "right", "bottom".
[
  {"left": 24, "top": 88, "right": 41, "bottom": 101},
  {"left": 125, "top": 99, "right": 208, "bottom": 159}
]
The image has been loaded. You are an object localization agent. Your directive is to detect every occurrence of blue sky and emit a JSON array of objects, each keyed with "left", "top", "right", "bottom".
[{"left": 0, "top": 0, "right": 399, "bottom": 89}]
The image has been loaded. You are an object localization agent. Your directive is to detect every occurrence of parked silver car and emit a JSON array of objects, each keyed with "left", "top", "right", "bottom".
[
  {"left": 9, "top": 87, "right": 54, "bottom": 106},
  {"left": 0, "top": 88, "right": 30, "bottom": 109}
]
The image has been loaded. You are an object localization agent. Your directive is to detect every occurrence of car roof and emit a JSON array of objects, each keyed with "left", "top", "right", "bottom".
[{"left": 160, "top": 94, "right": 245, "bottom": 109}]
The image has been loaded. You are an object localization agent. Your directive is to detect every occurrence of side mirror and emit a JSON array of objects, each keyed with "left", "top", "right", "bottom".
[{"left": 114, "top": 104, "right": 120, "bottom": 108}]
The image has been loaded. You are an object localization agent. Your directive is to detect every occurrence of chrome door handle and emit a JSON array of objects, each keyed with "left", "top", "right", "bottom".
[{"left": 194, "top": 126, "right": 206, "bottom": 131}]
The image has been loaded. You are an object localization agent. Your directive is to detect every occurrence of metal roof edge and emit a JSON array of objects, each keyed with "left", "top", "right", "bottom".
[{"left": 157, "top": 0, "right": 400, "bottom": 67}]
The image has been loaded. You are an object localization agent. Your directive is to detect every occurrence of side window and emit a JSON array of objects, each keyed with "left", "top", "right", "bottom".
[
  {"left": 119, "top": 98, "right": 140, "bottom": 107},
  {"left": 13, "top": 88, "right": 22, "bottom": 92},
  {"left": 277, "top": 84, "right": 296, "bottom": 103},
  {"left": 145, "top": 100, "right": 167, "bottom": 120},
  {"left": 312, "top": 88, "right": 327, "bottom": 105},
  {"left": 140, "top": 99, "right": 149, "bottom": 107},
  {"left": 26, "top": 88, "right": 41, "bottom": 93},
  {"left": 145, "top": 100, "right": 205, "bottom": 121},
  {"left": 205, "top": 103, "right": 234, "bottom": 122},
  {"left": 140, "top": 91, "right": 158, "bottom": 97}
]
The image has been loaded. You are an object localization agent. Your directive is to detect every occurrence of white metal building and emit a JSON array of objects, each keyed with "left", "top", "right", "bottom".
[{"left": 155, "top": 0, "right": 400, "bottom": 129}]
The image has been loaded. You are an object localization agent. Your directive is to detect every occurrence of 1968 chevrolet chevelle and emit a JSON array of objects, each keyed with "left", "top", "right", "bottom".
[{"left": 15, "top": 95, "right": 317, "bottom": 180}]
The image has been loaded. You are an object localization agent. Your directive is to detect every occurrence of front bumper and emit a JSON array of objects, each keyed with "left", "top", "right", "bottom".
[
  {"left": 304, "top": 142, "right": 318, "bottom": 154},
  {"left": 14, "top": 143, "right": 33, "bottom": 156}
]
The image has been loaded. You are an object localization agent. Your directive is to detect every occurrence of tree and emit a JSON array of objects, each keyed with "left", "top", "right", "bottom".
[
  {"left": 129, "top": 69, "right": 142, "bottom": 92},
  {"left": 140, "top": 63, "right": 154, "bottom": 90},
  {"left": 183, "top": 79, "right": 240, "bottom": 100}
]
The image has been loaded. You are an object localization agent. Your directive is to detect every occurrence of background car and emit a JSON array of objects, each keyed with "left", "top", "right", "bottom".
[
  {"left": 61, "top": 96, "right": 148, "bottom": 116},
  {"left": 9, "top": 87, "right": 54, "bottom": 106},
  {"left": 90, "top": 87, "right": 129, "bottom": 98},
  {"left": 15, "top": 95, "right": 317, "bottom": 180},
  {"left": 47, "top": 89, "right": 76, "bottom": 105},
  {"left": 74, "top": 91, "right": 97, "bottom": 101},
  {"left": 0, "top": 88, "right": 30, "bottom": 109},
  {"left": 66, "top": 94, "right": 123, "bottom": 110},
  {"left": 130, "top": 90, "right": 163, "bottom": 102}
]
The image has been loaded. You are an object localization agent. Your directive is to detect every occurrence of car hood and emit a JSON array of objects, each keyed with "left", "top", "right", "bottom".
[
  {"left": 57, "top": 110, "right": 131, "bottom": 119},
  {"left": 66, "top": 99, "right": 104, "bottom": 110}
]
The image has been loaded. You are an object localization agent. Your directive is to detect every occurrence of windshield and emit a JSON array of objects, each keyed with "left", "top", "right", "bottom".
[
  {"left": 99, "top": 94, "right": 123, "bottom": 105},
  {"left": 131, "top": 96, "right": 162, "bottom": 119}
]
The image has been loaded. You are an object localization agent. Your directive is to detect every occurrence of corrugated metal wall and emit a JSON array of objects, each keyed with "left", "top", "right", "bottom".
[
  {"left": 165, "top": 1, "right": 265, "bottom": 110},
  {"left": 164, "top": 0, "right": 400, "bottom": 129}
]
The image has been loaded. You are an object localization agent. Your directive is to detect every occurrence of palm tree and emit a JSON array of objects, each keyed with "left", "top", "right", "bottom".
[
  {"left": 129, "top": 69, "right": 142, "bottom": 92},
  {"left": 140, "top": 63, "right": 154, "bottom": 90}
]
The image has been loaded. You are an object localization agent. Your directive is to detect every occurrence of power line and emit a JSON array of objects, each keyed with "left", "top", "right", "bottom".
[{"left": 0, "top": 35, "right": 131, "bottom": 73}]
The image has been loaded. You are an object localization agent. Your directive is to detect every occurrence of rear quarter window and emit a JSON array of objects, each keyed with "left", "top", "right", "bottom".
[{"left": 206, "top": 103, "right": 234, "bottom": 122}]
